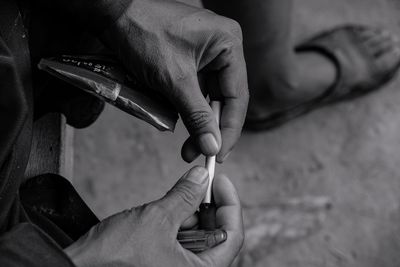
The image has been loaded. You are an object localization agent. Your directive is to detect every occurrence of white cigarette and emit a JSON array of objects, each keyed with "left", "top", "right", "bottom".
[{"left": 203, "top": 101, "right": 221, "bottom": 204}]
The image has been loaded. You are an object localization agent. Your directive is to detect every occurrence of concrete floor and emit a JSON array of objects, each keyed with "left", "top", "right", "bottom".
[{"left": 74, "top": 0, "right": 400, "bottom": 266}]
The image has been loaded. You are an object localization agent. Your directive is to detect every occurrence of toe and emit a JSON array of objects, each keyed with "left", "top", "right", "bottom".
[
  {"left": 371, "top": 36, "right": 396, "bottom": 57},
  {"left": 362, "top": 30, "right": 391, "bottom": 48},
  {"left": 375, "top": 45, "right": 400, "bottom": 71},
  {"left": 358, "top": 28, "right": 400, "bottom": 59},
  {"left": 356, "top": 27, "right": 381, "bottom": 41}
]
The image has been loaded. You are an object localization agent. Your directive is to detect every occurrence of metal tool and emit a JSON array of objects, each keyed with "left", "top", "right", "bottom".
[{"left": 38, "top": 55, "right": 178, "bottom": 131}]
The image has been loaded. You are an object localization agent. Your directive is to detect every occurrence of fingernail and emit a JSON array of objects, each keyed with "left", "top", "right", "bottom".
[
  {"left": 187, "top": 167, "right": 209, "bottom": 185},
  {"left": 199, "top": 133, "right": 219, "bottom": 155},
  {"left": 210, "top": 230, "right": 228, "bottom": 247}
]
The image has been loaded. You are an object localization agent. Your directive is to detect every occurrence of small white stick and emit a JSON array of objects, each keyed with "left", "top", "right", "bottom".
[{"left": 204, "top": 101, "right": 221, "bottom": 204}]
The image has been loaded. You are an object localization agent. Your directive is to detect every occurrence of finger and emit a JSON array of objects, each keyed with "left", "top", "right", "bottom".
[
  {"left": 205, "top": 41, "right": 249, "bottom": 163},
  {"left": 180, "top": 73, "right": 220, "bottom": 163},
  {"left": 217, "top": 49, "right": 249, "bottom": 163},
  {"left": 181, "top": 136, "right": 201, "bottom": 163},
  {"left": 198, "top": 174, "right": 244, "bottom": 267},
  {"left": 213, "top": 174, "right": 242, "bottom": 232},
  {"left": 156, "top": 166, "right": 209, "bottom": 228},
  {"left": 170, "top": 72, "right": 222, "bottom": 156},
  {"left": 180, "top": 213, "right": 199, "bottom": 230}
]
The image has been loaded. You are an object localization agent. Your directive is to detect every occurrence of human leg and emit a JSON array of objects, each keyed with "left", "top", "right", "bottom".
[
  {"left": 204, "top": 0, "right": 337, "bottom": 117},
  {"left": 204, "top": 0, "right": 400, "bottom": 130}
]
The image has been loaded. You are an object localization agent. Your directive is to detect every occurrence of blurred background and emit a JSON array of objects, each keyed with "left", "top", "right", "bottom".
[{"left": 73, "top": 0, "right": 400, "bottom": 266}]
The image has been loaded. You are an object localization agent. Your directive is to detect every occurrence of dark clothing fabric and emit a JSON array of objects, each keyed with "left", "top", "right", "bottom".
[
  {"left": 0, "top": 0, "right": 34, "bottom": 235},
  {"left": 36, "top": 0, "right": 132, "bottom": 34},
  {"left": 20, "top": 174, "right": 99, "bottom": 246},
  {"left": 0, "top": 174, "right": 99, "bottom": 267},
  {"left": 0, "top": 0, "right": 127, "bottom": 265}
]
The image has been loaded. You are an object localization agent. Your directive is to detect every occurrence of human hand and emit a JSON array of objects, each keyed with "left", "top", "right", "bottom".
[
  {"left": 64, "top": 166, "right": 244, "bottom": 267},
  {"left": 101, "top": 0, "right": 249, "bottom": 163}
]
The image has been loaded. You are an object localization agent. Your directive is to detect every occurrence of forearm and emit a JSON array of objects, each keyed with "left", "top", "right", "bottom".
[{"left": 35, "top": 0, "right": 132, "bottom": 33}]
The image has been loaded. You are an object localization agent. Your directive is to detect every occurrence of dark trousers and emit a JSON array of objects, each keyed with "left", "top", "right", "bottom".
[{"left": 0, "top": 1, "right": 101, "bottom": 266}]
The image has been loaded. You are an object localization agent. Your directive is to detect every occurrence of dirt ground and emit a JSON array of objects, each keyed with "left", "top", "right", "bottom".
[{"left": 74, "top": 0, "right": 400, "bottom": 266}]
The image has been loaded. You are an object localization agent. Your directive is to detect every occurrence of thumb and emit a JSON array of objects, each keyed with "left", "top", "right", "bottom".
[
  {"left": 157, "top": 166, "right": 209, "bottom": 226},
  {"left": 170, "top": 74, "right": 221, "bottom": 156}
]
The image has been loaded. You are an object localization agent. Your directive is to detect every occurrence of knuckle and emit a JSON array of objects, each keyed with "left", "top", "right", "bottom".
[
  {"left": 216, "top": 38, "right": 243, "bottom": 65},
  {"left": 170, "top": 183, "right": 198, "bottom": 208},
  {"left": 225, "top": 18, "right": 243, "bottom": 41},
  {"left": 184, "top": 110, "right": 214, "bottom": 133},
  {"left": 212, "top": 16, "right": 243, "bottom": 47},
  {"left": 222, "top": 115, "right": 242, "bottom": 132},
  {"left": 118, "top": 206, "right": 147, "bottom": 226},
  {"left": 217, "top": 16, "right": 243, "bottom": 42}
]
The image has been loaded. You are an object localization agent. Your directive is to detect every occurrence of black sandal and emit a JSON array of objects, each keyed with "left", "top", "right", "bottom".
[{"left": 245, "top": 25, "right": 400, "bottom": 131}]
